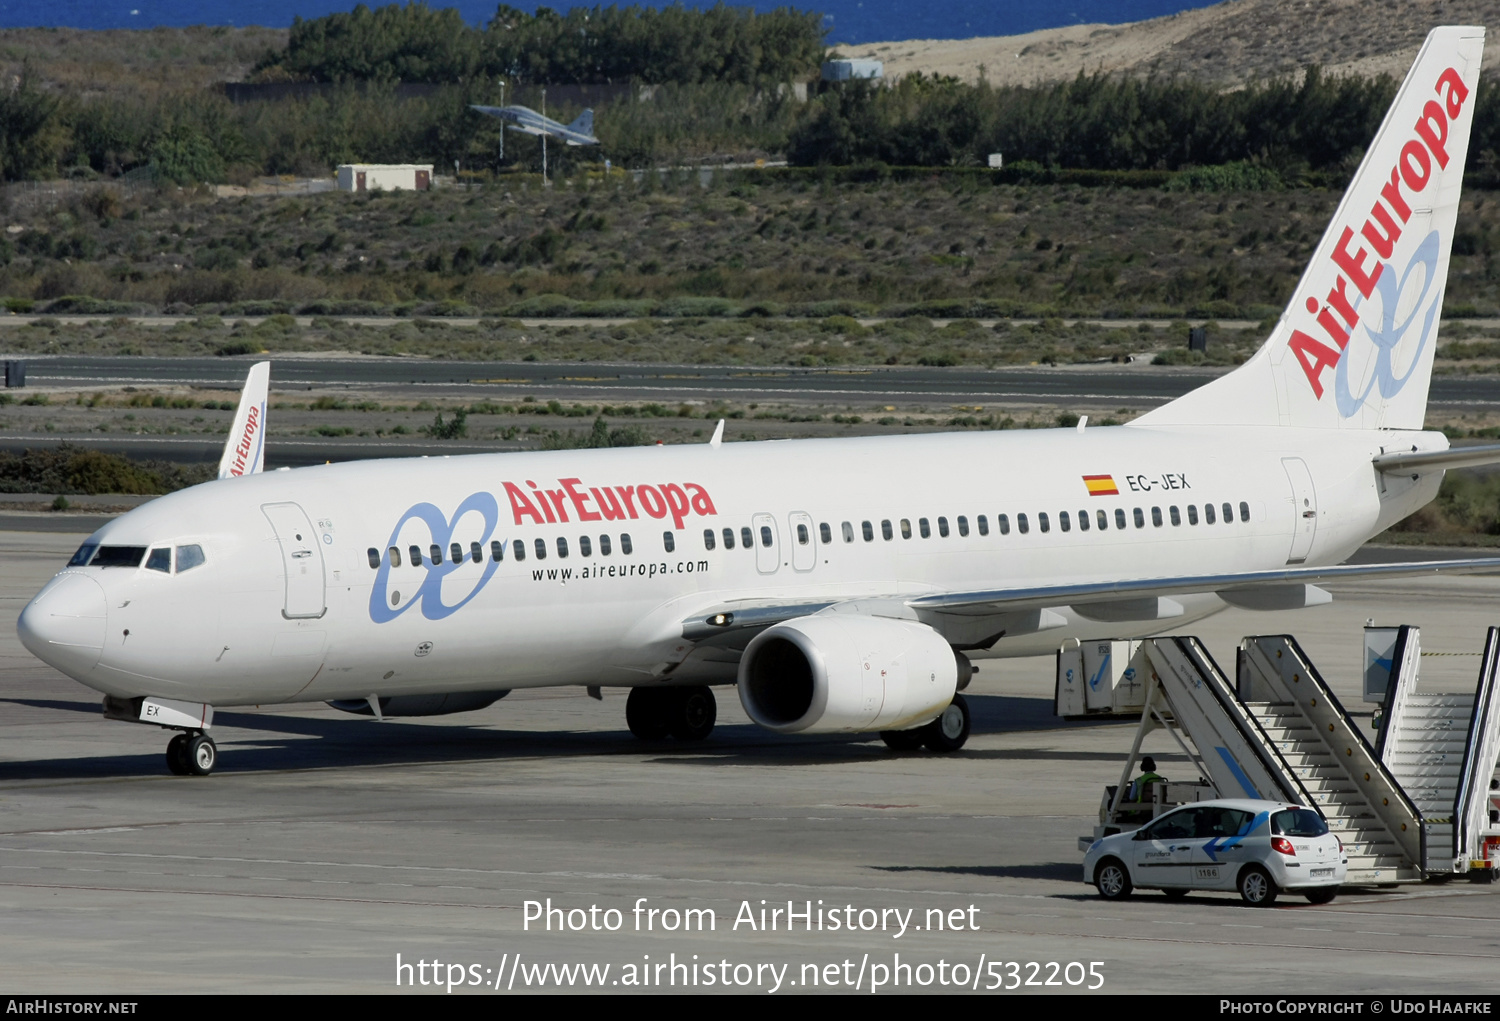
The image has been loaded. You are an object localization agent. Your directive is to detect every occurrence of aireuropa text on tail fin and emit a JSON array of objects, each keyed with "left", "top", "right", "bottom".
[
  {"left": 1136, "top": 26, "right": 1485, "bottom": 431},
  {"left": 218, "top": 360, "right": 269, "bottom": 479}
]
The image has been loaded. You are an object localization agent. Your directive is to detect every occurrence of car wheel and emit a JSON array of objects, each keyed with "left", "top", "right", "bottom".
[
  {"left": 1094, "top": 858, "right": 1132, "bottom": 900},
  {"left": 1238, "top": 865, "right": 1278, "bottom": 907},
  {"left": 1162, "top": 888, "right": 1189, "bottom": 899},
  {"left": 1303, "top": 887, "right": 1338, "bottom": 905}
]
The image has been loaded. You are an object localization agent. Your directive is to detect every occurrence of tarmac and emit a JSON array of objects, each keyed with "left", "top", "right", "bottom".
[{"left": 2, "top": 530, "right": 1500, "bottom": 994}]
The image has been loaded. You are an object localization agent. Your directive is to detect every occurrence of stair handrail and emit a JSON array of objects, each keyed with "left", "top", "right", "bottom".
[{"left": 1453, "top": 628, "right": 1500, "bottom": 871}]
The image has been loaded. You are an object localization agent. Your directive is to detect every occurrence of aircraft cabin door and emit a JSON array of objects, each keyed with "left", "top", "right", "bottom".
[
  {"left": 1281, "top": 457, "right": 1318, "bottom": 564},
  {"left": 262, "top": 502, "right": 327, "bottom": 619},
  {"left": 788, "top": 511, "right": 817, "bottom": 572},
  {"left": 751, "top": 512, "right": 780, "bottom": 574}
]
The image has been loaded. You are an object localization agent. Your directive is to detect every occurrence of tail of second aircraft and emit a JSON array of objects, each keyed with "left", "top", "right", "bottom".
[
  {"left": 567, "top": 109, "right": 594, "bottom": 138},
  {"left": 218, "top": 361, "right": 269, "bottom": 479},
  {"left": 1136, "top": 26, "right": 1485, "bottom": 432}
]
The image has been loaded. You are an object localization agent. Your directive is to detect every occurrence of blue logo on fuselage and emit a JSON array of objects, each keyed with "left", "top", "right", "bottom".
[{"left": 369, "top": 492, "right": 502, "bottom": 622}]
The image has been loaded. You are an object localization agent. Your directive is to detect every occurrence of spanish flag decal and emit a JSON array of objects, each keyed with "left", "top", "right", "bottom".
[{"left": 1083, "top": 474, "right": 1119, "bottom": 496}]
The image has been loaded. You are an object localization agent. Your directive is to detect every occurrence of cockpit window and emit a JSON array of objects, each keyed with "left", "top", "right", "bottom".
[
  {"left": 68, "top": 544, "right": 98, "bottom": 567},
  {"left": 145, "top": 548, "right": 172, "bottom": 573},
  {"left": 176, "top": 545, "right": 206, "bottom": 572},
  {"left": 90, "top": 545, "right": 147, "bottom": 568}
]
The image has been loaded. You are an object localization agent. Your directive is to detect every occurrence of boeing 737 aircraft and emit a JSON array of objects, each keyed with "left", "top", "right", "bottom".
[
  {"left": 469, "top": 104, "right": 599, "bottom": 146},
  {"left": 18, "top": 28, "right": 1500, "bottom": 776}
]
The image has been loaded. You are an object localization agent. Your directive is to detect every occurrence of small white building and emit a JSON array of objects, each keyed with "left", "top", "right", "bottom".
[
  {"left": 822, "top": 58, "right": 883, "bottom": 82},
  {"left": 336, "top": 164, "right": 433, "bottom": 193}
]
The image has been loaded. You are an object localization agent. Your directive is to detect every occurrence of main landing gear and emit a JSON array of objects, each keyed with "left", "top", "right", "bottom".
[
  {"left": 165, "top": 732, "right": 217, "bottom": 776},
  {"left": 626, "top": 686, "right": 717, "bottom": 741},
  {"left": 880, "top": 693, "right": 971, "bottom": 753}
]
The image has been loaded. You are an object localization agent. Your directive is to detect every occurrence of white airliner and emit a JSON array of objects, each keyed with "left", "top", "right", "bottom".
[{"left": 17, "top": 27, "right": 1500, "bottom": 776}]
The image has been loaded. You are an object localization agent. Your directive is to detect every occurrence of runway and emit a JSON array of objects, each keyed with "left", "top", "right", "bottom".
[{"left": 3, "top": 529, "right": 1498, "bottom": 994}]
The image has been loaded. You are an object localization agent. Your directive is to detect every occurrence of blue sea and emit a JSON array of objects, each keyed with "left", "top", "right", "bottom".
[{"left": 0, "top": 1, "right": 1224, "bottom": 44}]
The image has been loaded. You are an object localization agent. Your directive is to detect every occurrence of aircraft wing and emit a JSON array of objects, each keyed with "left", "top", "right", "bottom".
[{"left": 681, "top": 557, "right": 1500, "bottom": 644}]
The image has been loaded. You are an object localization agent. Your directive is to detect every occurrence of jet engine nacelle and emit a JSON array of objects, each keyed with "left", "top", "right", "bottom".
[
  {"left": 737, "top": 615, "right": 957, "bottom": 734},
  {"left": 326, "top": 690, "right": 509, "bottom": 717}
]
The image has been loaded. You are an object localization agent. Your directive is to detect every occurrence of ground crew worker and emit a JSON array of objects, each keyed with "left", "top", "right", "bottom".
[{"left": 1129, "top": 756, "right": 1165, "bottom": 801}]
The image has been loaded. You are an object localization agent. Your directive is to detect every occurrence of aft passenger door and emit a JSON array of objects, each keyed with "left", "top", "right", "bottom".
[
  {"left": 1282, "top": 457, "right": 1318, "bottom": 564},
  {"left": 262, "top": 502, "right": 327, "bottom": 619},
  {"left": 752, "top": 512, "right": 780, "bottom": 574},
  {"left": 788, "top": 511, "right": 817, "bottom": 572}
]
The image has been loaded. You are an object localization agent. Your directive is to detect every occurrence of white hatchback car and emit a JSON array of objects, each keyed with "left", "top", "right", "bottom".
[{"left": 1083, "top": 798, "right": 1347, "bottom": 906}]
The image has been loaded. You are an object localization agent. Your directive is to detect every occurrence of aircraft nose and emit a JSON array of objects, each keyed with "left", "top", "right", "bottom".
[{"left": 17, "top": 573, "right": 107, "bottom": 678}]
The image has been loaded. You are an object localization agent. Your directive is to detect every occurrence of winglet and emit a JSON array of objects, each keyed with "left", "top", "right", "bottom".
[
  {"left": 217, "top": 361, "right": 270, "bottom": 479},
  {"left": 709, "top": 419, "right": 724, "bottom": 448}
]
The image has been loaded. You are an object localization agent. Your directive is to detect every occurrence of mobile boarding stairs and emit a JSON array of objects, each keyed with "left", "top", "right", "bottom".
[{"left": 1060, "top": 628, "right": 1500, "bottom": 885}]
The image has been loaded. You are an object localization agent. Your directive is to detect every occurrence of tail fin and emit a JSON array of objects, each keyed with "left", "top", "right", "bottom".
[
  {"left": 567, "top": 109, "right": 594, "bottom": 137},
  {"left": 218, "top": 361, "right": 269, "bottom": 479},
  {"left": 1136, "top": 26, "right": 1484, "bottom": 431}
]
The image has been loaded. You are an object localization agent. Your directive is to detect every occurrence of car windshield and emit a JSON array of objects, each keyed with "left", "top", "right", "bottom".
[{"left": 1272, "top": 808, "right": 1328, "bottom": 837}]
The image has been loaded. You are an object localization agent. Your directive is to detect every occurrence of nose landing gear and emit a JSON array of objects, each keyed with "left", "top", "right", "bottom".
[{"left": 165, "top": 732, "right": 217, "bottom": 776}]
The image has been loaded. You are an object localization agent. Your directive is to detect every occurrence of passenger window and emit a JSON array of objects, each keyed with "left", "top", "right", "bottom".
[
  {"left": 1038, "top": 512, "right": 1049, "bottom": 533},
  {"left": 997, "top": 514, "right": 1010, "bottom": 535},
  {"left": 797, "top": 523, "right": 809, "bottom": 545},
  {"left": 146, "top": 547, "right": 171, "bottom": 573},
  {"left": 1077, "top": 509, "right": 1089, "bottom": 532},
  {"left": 450, "top": 542, "right": 463, "bottom": 564},
  {"left": 409, "top": 545, "right": 422, "bottom": 568},
  {"left": 1196, "top": 807, "right": 1255, "bottom": 839},
  {"left": 429, "top": 544, "right": 441, "bottom": 565},
  {"left": 703, "top": 529, "right": 716, "bottom": 551},
  {"left": 900, "top": 518, "right": 912, "bottom": 539},
  {"left": 1115, "top": 508, "right": 1127, "bottom": 530},
  {"left": 600, "top": 534, "right": 612, "bottom": 556},
  {"left": 1133, "top": 508, "right": 1145, "bottom": 529},
  {"left": 662, "top": 532, "right": 674, "bottom": 553},
  {"left": 1205, "top": 503, "right": 1217, "bottom": 524},
  {"left": 1222, "top": 502, "right": 1234, "bottom": 524},
  {"left": 621, "top": 534, "right": 633, "bottom": 555},
  {"left": 389, "top": 546, "right": 403, "bottom": 568},
  {"left": 1151, "top": 507, "right": 1162, "bottom": 527},
  {"left": 740, "top": 526, "right": 753, "bottom": 548},
  {"left": 469, "top": 541, "right": 482, "bottom": 564},
  {"left": 1018, "top": 513, "right": 1030, "bottom": 534},
  {"left": 977, "top": 514, "right": 989, "bottom": 536},
  {"left": 490, "top": 540, "right": 504, "bottom": 562},
  {"left": 722, "top": 527, "right": 735, "bottom": 549},
  {"left": 557, "top": 537, "right": 569, "bottom": 558},
  {"left": 1188, "top": 504, "right": 1199, "bottom": 525},
  {"left": 759, "top": 525, "right": 772, "bottom": 547},
  {"left": 1059, "top": 511, "right": 1071, "bottom": 533},
  {"left": 842, "top": 521, "right": 854, "bottom": 543},
  {"left": 1097, "top": 509, "right": 1108, "bottom": 530},
  {"left": 882, "top": 520, "right": 893, "bottom": 540},
  {"left": 1239, "top": 501, "right": 1250, "bottom": 523},
  {"left": 534, "top": 538, "right": 547, "bottom": 560},
  {"left": 820, "top": 522, "right": 832, "bottom": 544},
  {"left": 513, "top": 539, "right": 526, "bottom": 562},
  {"left": 957, "top": 515, "right": 969, "bottom": 537},
  {"left": 938, "top": 516, "right": 949, "bottom": 537},
  {"left": 177, "top": 544, "right": 206, "bottom": 574},
  {"left": 1170, "top": 506, "right": 1181, "bottom": 526},
  {"left": 580, "top": 535, "right": 592, "bottom": 557},
  {"left": 863, "top": 520, "right": 874, "bottom": 541},
  {"left": 1142, "top": 810, "right": 1195, "bottom": 841},
  {"left": 918, "top": 518, "right": 930, "bottom": 539},
  {"left": 367, "top": 547, "right": 381, "bottom": 569}
]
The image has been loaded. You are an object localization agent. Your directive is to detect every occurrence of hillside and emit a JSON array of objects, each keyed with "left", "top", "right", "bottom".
[{"left": 840, "top": 0, "right": 1500, "bottom": 86}]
